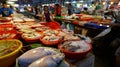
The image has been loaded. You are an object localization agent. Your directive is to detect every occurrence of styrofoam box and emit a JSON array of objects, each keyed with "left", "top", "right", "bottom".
[{"left": 65, "top": 53, "right": 95, "bottom": 67}]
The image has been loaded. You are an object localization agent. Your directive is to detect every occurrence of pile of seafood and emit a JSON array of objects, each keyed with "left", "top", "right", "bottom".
[
  {"left": 0, "top": 24, "right": 17, "bottom": 39},
  {"left": 0, "top": 40, "right": 20, "bottom": 56},
  {"left": 18, "top": 47, "right": 64, "bottom": 67},
  {"left": 60, "top": 40, "right": 91, "bottom": 52}
]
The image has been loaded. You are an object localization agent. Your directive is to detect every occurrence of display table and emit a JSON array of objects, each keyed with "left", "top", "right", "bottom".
[
  {"left": 21, "top": 43, "right": 94, "bottom": 67},
  {"left": 54, "top": 16, "right": 110, "bottom": 38}
]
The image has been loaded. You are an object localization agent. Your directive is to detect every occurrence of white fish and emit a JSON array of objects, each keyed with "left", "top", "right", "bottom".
[
  {"left": 29, "top": 54, "right": 64, "bottom": 67},
  {"left": 18, "top": 47, "right": 60, "bottom": 67}
]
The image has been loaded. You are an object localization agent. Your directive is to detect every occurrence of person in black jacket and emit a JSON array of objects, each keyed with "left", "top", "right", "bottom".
[{"left": 92, "top": 11, "right": 120, "bottom": 56}]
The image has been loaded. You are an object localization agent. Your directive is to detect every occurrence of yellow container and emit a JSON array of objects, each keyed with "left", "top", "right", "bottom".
[{"left": 0, "top": 39, "right": 23, "bottom": 67}]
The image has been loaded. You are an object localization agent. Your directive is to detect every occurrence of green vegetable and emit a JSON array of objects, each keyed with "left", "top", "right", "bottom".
[{"left": 29, "top": 43, "right": 44, "bottom": 49}]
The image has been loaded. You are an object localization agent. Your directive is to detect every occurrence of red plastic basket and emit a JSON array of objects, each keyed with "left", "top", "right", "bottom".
[
  {"left": 0, "top": 20, "right": 11, "bottom": 22},
  {"left": 21, "top": 33, "right": 43, "bottom": 43},
  {"left": 73, "top": 21, "right": 79, "bottom": 25},
  {"left": 0, "top": 24, "right": 14, "bottom": 28},
  {"left": 79, "top": 18, "right": 94, "bottom": 21},
  {"left": 41, "top": 22, "right": 61, "bottom": 29},
  {"left": 0, "top": 30, "right": 18, "bottom": 40},
  {"left": 58, "top": 41, "right": 92, "bottom": 59},
  {"left": 75, "top": 14, "right": 85, "bottom": 16},
  {"left": 40, "top": 36, "right": 62, "bottom": 46}
]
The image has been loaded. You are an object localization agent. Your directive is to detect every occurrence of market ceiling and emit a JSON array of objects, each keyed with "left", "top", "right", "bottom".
[{"left": 0, "top": 0, "right": 6, "bottom": 3}]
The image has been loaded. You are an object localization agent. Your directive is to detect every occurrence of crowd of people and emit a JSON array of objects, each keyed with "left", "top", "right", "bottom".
[
  {"left": 0, "top": 1, "right": 120, "bottom": 42},
  {"left": 1, "top": 1, "right": 116, "bottom": 24}
]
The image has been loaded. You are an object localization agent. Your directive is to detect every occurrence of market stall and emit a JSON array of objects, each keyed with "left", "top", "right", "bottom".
[
  {"left": 0, "top": 13, "right": 94, "bottom": 67},
  {"left": 54, "top": 14, "right": 110, "bottom": 37}
]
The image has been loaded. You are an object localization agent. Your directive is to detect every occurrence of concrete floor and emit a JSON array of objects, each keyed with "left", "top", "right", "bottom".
[
  {"left": 94, "top": 55, "right": 116, "bottom": 67},
  {"left": 93, "top": 47, "right": 116, "bottom": 67}
]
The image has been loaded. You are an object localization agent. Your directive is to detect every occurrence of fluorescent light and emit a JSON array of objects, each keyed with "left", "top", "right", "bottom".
[
  {"left": 7, "top": 1, "right": 14, "bottom": 4},
  {"left": 103, "top": 2, "right": 106, "bottom": 5},
  {"left": 46, "top": 4, "right": 49, "bottom": 6},
  {"left": 118, "top": 2, "right": 120, "bottom": 5},
  {"left": 107, "top": 25, "right": 110, "bottom": 27},
  {"left": 79, "top": 1, "right": 84, "bottom": 2},
  {"left": 65, "top": 1, "right": 70, "bottom": 4},
  {"left": 14, "top": 4, "right": 19, "bottom": 7},
  {"left": 42, "top": 4, "right": 49, "bottom": 7},
  {"left": 28, "top": 4, "right": 30, "bottom": 7},
  {"left": 7, "top": 0, "right": 17, "bottom": 1},
  {"left": 77, "top": 4, "right": 81, "bottom": 8},
  {"left": 99, "top": 24, "right": 102, "bottom": 26},
  {"left": 110, "top": 2, "right": 113, "bottom": 5},
  {"left": 84, "top": 4, "right": 87, "bottom": 7},
  {"left": 24, "top": 5, "right": 27, "bottom": 7},
  {"left": 72, "top": 1, "right": 76, "bottom": 3}
]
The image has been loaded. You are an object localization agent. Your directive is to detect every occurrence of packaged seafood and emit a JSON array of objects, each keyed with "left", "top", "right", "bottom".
[{"left": 18, "top": 47, "right": 63, "bottom": 67}]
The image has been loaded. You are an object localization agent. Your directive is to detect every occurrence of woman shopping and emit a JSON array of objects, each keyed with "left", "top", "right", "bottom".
[{"left": 42, "top": 6, "right": 54, "bottom": 22}]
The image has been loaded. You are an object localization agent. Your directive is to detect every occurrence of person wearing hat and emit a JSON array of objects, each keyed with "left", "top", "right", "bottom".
[{"left": 0, "top": 2, "right": 13, "bottom": 17}]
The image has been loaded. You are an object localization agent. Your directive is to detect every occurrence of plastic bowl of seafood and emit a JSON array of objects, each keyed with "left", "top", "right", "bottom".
[
  {"left": 40, "top": 34, "right": 62, "bottom": 46},
  {"left": 58, "top": 40, "right": 92, "bottom": 59},
  {"left": 0, "top": 39, "right": 23, "bottom": 67},
  {"left": 35, "top": 26, "right": 49, "bottom": 32},
  {"left": 0, "top": 30, "right": 18, "bottom": 40},
  {"left": 0, "top": 17, "right": 12, "bottom": 22},
  {"left": 21, "top": 32, "right": 43, "bottom": 43}
]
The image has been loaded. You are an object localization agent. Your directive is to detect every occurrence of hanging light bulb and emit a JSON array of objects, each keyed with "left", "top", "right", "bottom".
[
  {"left": 118, "top": 2, "right": 120, "bottom": 5},
  {"left": 103, "top": 2, "right": 106, "bottom": 5},
  {"left": 65, "top": 1, "right": 70, "bottom": 4},
  {"left": 110, "top": 2, "right": 113, "bottom": 5},
  {"left": 72, "top": 1, "right": 76, "bottom": 3}
]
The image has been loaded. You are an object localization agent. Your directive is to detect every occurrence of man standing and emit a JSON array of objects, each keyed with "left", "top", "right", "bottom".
[{"left": 0, "top": 2, "right": 13, "bottom": 17}]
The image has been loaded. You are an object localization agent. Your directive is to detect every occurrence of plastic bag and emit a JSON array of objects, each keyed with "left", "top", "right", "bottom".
[{"left": 61, "top": 22, "right": 66, "bottom": 29}]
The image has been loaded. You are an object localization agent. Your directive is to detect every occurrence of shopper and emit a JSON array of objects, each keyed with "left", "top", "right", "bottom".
[
  {"left": 54, "top": 4, "right": 62, "bottom": 25},
  {"left": 94, "top": 2, "right": 102, "bottom": 15},
  {"left": 67, "top": 3, "right": 74, "bottom": 15},
  {"left": 81, "top": 7, "right": 89, "bottom": 14},
  {"left": 42, "top": 6, "right": 54, "bottom": 22},
  {"left": 34, "top": 6, "right": 42, "bottom": 19},
  {"left": 10, "top": 5, "right": 14, "bottom": 11},
  {"left": 54, "top": 4, "right": 61, "bottom": 16},
  {"left": 34, "top": 6, "right": 38, "bottom": 15},
  {"left": 0, "top": 2, "right": 13, "bottom": 17}
]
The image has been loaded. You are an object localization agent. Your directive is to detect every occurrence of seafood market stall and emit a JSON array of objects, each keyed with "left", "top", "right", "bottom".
[
  {"left": 0, "top": 13, "right": 94, "bottom": 67},
  {"left": 54, "top": 14, "right": 110, "bottom": 37}
]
